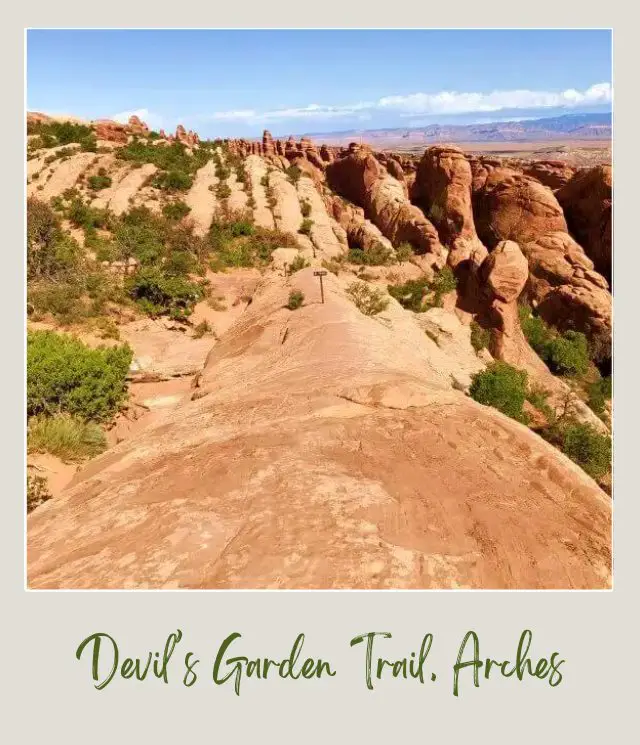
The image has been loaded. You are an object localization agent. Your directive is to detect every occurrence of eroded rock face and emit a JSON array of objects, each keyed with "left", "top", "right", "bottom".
[
  {"left": 93, "top": 119, "right": 128, "bottom": 143},
  {"left": 127, "top": 115, "right": 149, "bottom": 136},
  {"left": 27, "top": 269, "right": 610, "bottom": 590},
  {"left": 326, "top": 148, "right": 444, "bottom": 263},
  {"left": 412, "top": 146, "right": 487, "bottom": 268},
  {"left": 473, "top": 168, "right": 568, "bottom": 248},
  {"left": 522, "top": 160, "right": 577, "bottom": 190},
  {"left": 556, "top": 165, "right": 612, "bottom": 282},
  {"left": 522, "top": 232, "right": 612, "bottom": 361}
]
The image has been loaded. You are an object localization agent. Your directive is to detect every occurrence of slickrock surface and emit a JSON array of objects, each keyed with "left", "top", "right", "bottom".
[
  {"left": 28, "top": 268, "right": 611, "bottom": 590},
  {"left": 28, "top": 152, "right": 97, "bottom": 200},
  {"left": 245, "top": 155, "right": 276, "bottom": 229},
  {"left": 184, "top": 160, "right": 218, "bottom": 235},
  {"left": 108, "top": 163, "right": 157, "bottom": 216}
]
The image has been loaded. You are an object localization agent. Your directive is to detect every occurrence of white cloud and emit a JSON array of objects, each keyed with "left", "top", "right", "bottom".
[{"left": 207, "top": 83, "right": 612, "bottom": 123}]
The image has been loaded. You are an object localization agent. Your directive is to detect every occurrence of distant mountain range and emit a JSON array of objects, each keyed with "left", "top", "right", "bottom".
[{"left": 301, "top": 112, "right": 612, "bottom": 144}]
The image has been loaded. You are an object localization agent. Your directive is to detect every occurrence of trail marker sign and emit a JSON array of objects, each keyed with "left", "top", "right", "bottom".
[{"left": 313, "top": 270, "right": 328, "bottom": 304}]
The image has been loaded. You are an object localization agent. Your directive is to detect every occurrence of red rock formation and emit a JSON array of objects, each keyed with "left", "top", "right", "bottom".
[
  {"left": 412, "top": 146, "right": 487, "bottom": 268},
  {"left": 473, "top": 167, "right": 568, "bottom": 248},
  {"left": 522, "top": 160, "right": 576, "bottom": 190},
  {"left": 326, "top": 147, "right": 444, "bottom": 263},
  {"left": 128, "top": 115, "right": 149, "bottom": 136},
  {"left": 93, "top": 119, "right": 128, "bottom": 143},
  {"left": 521, "top": 232, "right": 611, "bottom": 362},
  {"left": 262, "top": 129, "right": 275, "bottom": 156},
  {"left": 556, "top": 165, "right": 612, "bottom": 283}
]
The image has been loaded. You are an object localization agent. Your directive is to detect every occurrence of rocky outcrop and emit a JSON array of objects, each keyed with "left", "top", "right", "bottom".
[
  {"left": 93, "top": 119, "right": 128, "bottom": 143},
  {"left": 473, "top": 168, "right": 568, "bottom": 248},
  {"left": 326, "top": 147, "right": 445, "bottom": 264},
  {"left": 522, "top": 160, "right": 577, "bottom": 190},
  {"left": 175, "top": 124, "right": 199, "bottom": 147},
  {"left": 412, "top": 146, "right": 487, "bottom": 268},
  {"left": 556, "top": 165, "right": 612, "bottom": 282},
  {"left": 127, "top": 115, "right": 149, "bottom": 136},
  {"left": 521, "top": 232, "right": 612, "bottom": 362},
  {"left": 328, "top": 195, "right": 394, "bottom": 254}
]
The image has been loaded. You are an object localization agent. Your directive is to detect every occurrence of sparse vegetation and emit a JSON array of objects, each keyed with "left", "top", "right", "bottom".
[
  {"left": 162, "top": 200, "right": 191, "bottom": 222},
  {"left": 470, "top": 320, "right": 491, "bottom": 352},
  {"left": 587, "top": 376, "right": 612, "bottom": 417},
  {"left": 193, "top": 320, "right": 214, "bottom": 338},
  {"left": 286, "top": 165, "right": 302, "bottom": 184},
  {"left": 287, "top": 290, "right": 305, "bottom": 310},
  {"left": 300, "top": 199, "right": 312, "bottom": 218},
  {"left": 125, "top": 267, "right": 205, "bottom": 319},
  {"left": 348, "top": 243, "right": 394, "bottom": 267},
  {"left": 27, "top": 474, "right": 52, "bottom": 513},
  {"left": 87, "top": 171, "right": 112, "bottom": 191},
  {"left": 469, "top": 361, "right": 529, "bottom": 423},
  {"left": 27, "top": 120, "right": 95, "bottom": 150},
  {"left": 395, "top": 242, "right": 414, "bottom": 263},
  {"left": 346, "top": 282, "right": 389, "bottom": 316},
  {"left": 289, "top": 254, "right": 310, "bottom": 273},
  {"left": 543, "top": 420, "right": 612, "bottom": 480},
  {"left": 28, "top": 413, "right": 107, "bottom": 461},
  {"left": 388, "top": 267, "right": 457, "bottom": 312},
  {"left": 299, "top": 218, "right": 313, "bottom": 236}
]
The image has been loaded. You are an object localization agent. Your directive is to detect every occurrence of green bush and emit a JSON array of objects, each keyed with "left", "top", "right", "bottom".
[
  {"left": 554, "top": 422, "right": 611, "bottom": 479},
  {"left": 346, "top": 282, "right": 389, "bottom": 316},
  {"left": 125, "top": 266, "right": 204, "bottom": 318},
  {"left": 469, "top": 361, "right": 528, "bottom": 422},
  {"left": 287, "top": 290, "right": 305, "bottom": 310},
  {"left": 289, "top": 254, "right": 310, "bottom": 273},
  {"left": 27, "top": 197, "right": 83, "bottom": 280},
  {"left": 27, "top": 330, "right": 132, "bottom": 421},
  {"left": 545, "top": 331, "right": 590, "bottom": 377},
  {"left": 300, "top": 199, "right": 312, "bottom": 218},
  {"left": 28, "top": 413, "right": 107, "bottom": 461},
  {"left": 388, "top": 266, "right": 457, "bottom": 312},
  {"left": 395, "top": 242, "right": 414, "bottom": 263},
  {"left": 27, "top": 120, "right": 95, "bottom": 150},
  {"left": 88, "top": 173, "right": 112, "bottom": 191},
  {"left": 299, "top": 218, "right": 313, "bottom": 236},
  {"left": 153, "top": 169, "right": 193, "bottom": 192},
  {"left": 470, "top": 320, "right": 491, "bottom": 352},
  {"left": 117, "top": 139, "right": 210, "bottom": 175},
  {"left": 162, "top": 200, "right": 192, "bottom": 221},
  {"left": 348, "top": 243, "right": 394, "bottom": 267},
  {"left": 519, "top": 305, "right": 590, "bottom": 376},
  {"left": 286, "top": 165, "right": 302, "bottom": 184},
  {"left": 587, "top": 376, "right": 612, "bottom": 416}
]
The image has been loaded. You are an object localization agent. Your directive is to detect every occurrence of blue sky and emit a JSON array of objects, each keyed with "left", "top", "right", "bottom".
[{"left": 27, "top": 29, "right": 612, "bottom": 138}]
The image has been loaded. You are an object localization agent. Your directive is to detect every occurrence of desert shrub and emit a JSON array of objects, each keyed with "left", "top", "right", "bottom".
[
  {"left": 388, "top": 276, "right": 431, "bottom": 312},
  {"left": 388, "top": 266, "right": 457, "bottom": 312},
  {"left": 28, "top": 120, "right": 95, "bottom": 150},
  {"left": 587, "top": 376, "right": 612, "bottom": 416},
  {"left": 193, "top": 320, "right": 213, "bottom": 339},
  {"left": 545, "top": 331, "right": 590, "bottom": 377},
  {"left": 216, "top": 183, "right": 232, "bottom": 201},
  {"left": 287, "top": 290, "right": 305, "bottom": 310},
  {"left": 117, "top": 139, "right": 209, "bottom": 175},
  {"left": 470, "top": 320, "right": 491, "bottom": 352},
  {"left": 88, "top": 173, "right": 112, "bottom": 191},
  {"left": 28, "top": 413, "right": 107, "bottom": 461},
  {"left": 348, "top": 242, "right": 394, "bottom": 267},
  {"left": 299, "top": 218, "right": 313, "bottom": 236},
  {"left": 27, "top": 474, "right": 52, "bottom": 513},
  {"left": 27, "top": 330, "right": 132, "bottom": 421},
  {"left": 153, "top": 169, "right": 193, "bottom": 192},
  {"left": 395, "top": 242, "right": 415, "bottom": 263},
  {"left": 162, "top": 200, "right": 191, "bottom": 221},
  {"left": 286, "top": 165, "right": 302, "bottom": 184},
  {"left": 126, "top": 267, "right": 204, "bottom": 319},
  {"left": 81, "top": 136, "right": 98, "bottom": 152},
  {"left": 519, "top": 305, "right": 554, "bottom": 356},
  {"left": 289, "top": 254, "right": 310, "bottom": 273},
  {"left": 66, "top": 197, "right": 111, "bottom": 231},
  {"left": 346, "top": 282, "right": 389, "bottom": 316},
  {"left": 545, "top": 421, "right": 611, "bottom": 480},
  {"left": 27, "top": 197, "right": 83, "bottom": 280},
  {"left": 469, "top": 361, "right": 528, "bottom": 422},
  {"left": 300, "top": 199, "right": 312, "bottom": 218},
  {"left": 260, "top": 174, "right": 269, "bottom": 188}
]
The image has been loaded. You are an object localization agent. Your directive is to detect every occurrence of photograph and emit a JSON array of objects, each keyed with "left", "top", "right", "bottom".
[{"left": 25, "top": 28, "right": 612, "bottom": 590}]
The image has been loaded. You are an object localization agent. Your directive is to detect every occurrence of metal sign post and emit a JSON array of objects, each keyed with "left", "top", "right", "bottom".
[{"left": 313, "top": 270, "right": 328, "bottom": 304}]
